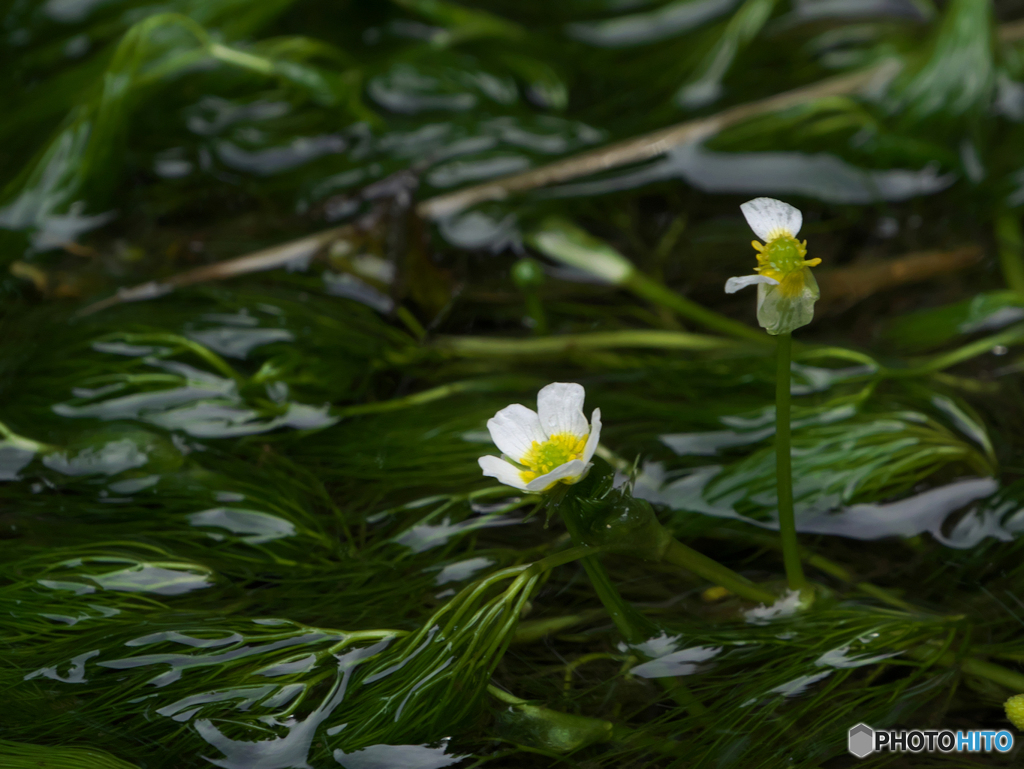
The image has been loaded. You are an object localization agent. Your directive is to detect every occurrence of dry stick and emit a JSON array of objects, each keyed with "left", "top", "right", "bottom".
[
  {"left": 417, "top": 68, "right": 881, "bottom": 219},
  {"left": 417, "top": 20, "right": 1024, "bottom": 220},
  {"left": 815, "top": 246, "right": 982, "bottom": 309},
  {"left": 79, "top": 225, "right": 353, "bottom": 315}
]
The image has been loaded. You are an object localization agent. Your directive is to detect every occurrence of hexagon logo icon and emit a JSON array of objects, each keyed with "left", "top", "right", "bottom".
[{"left": 848, "top": 723, "right": 875, "bottom": 758}]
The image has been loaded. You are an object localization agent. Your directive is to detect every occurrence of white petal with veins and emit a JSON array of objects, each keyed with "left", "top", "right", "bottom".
[
  {"left": 537, "top": 382, "right": 588, "bottom": 439},
  {"left": 478, "top": 455, "right": 528, "bottom": 490},
  {"left": 740, "top": 197, "right": 802, "bottom": 242},
  {"left": 487, "top": 404, "right": 546, "bottom": 462},
  {"left": 725, "top": 274, "right": 778, "bottom": 294}
]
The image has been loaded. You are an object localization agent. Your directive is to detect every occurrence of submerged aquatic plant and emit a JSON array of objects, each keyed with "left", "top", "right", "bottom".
[{"left": 8, "top": 1, "right": 1024, "bottom": 767}]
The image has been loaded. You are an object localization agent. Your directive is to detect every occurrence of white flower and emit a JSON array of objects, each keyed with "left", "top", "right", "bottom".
[
  {"left": 478, "top": 383, "right": 601, "bottom": 492},
  {"left": 725, "top": 197, "right": 821, "bottom": 336}
]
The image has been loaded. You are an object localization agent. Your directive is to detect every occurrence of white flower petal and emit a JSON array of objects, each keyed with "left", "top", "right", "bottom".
[
  {"left": 487, "top": 404, "right": 546, "bottom": 462},
  {"left": 755, "top": 269, "right": 819, "bottom": 335},
  {"left": 725, "top": 274, "right": 778, "bottom": 294},
  {"left": 582, "top": 408, "right": 602, "bottom": 462},
  {"left": 524, "top": 459, "right": 591, "bottom": 492},
  {"left": 537, "top": 382, "right": 588, "bottom": 439},
  {"left": 740, "top": 198, "right": 802, "bottom": 242},
  {"left": 478, "top": 455, "right": 529, "bottom": 490}
]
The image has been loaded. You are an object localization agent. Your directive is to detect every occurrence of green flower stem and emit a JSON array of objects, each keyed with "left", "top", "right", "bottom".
[
  {"left": 99, "top": 332, "right": 243, "bottom": 384},
  {"left": 434, "top": 329, "right": 746, "bottom": 357},
  {"left": 512, "top": 608, "right": 608, "bottom": 644},
  {"left": 433, "top": 320, "right": 1024, "bottom": 380},
  {"left": 576, "top": 550, "right": 657, "bottom": 646},
  {"left": 548, "top": 494, "right": 653, "bottom": 642},
  {"left": 625, "top": 272, "right": 769, "bottom": 344},
  {"left": 703, "top": 527, "right": 921, "bottom": 613},
  {"left": 961, "top": 658, "right": 1024, "bottom": 692},
  {"left": 891, "top": 321, "right": 1024, "bottom": 378},
  {"left": 580, "top": 553, "right": 709, "bottom": 718},
  {"left": 799, "top": 554, "right": 917, "bottom": 613},
  {"left": 996, "top": 211, "right": 1024, "bottom": 293},
  {"left": 485, "top": 686, "right": 685, "bottom": 756},
  {"left": 908, "top": 646, "right": 1024, "bottom": 692},
  {"left": 511, "top": 258, "right": 549, "bottom": 334},
  {"left": 334, "top": 377, "right": 533, "bottom": 418},
  {"left": 775, "top": 332, "right": 808, "bottom": 593},
  {"left": 794, "top": 345, "right": 880, "bottom": 369},
  {"left": 0, "top": 421, "right": 53, "bottom": 454},
  {"left": 660, "top": 538, "right": 777, "bottom": 605},
  {"left": 554, "top": 494, "right": 707, "bottom": 717},
  {"left": 524, "top": 293, "right": 548, "bottom": 334}
]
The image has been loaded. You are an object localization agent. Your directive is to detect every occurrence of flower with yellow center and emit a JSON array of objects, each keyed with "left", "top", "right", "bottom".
[
  {"left": 1006, "top": 694, "right": 1024, "bottom": 730},
  {"left": 725, "top": 198, "right": 822, "bottom": 336},
  {"left": 478, "top": 383, "right": 601, "bottom": 492}
]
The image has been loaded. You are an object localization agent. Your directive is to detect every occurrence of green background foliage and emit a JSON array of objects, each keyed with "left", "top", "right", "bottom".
[{"left": 5, "top": 0, "right": 1024, "bottom": 767}]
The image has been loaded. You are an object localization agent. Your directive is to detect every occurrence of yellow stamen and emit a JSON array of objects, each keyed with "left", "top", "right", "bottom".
[
  {"left": 751, "top": 233, "right": 820, "bottom": 284},
  {"left": 519, "top": 432, "right": 588, "bottom": 485}
]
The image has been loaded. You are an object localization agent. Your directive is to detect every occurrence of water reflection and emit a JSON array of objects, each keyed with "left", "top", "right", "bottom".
[
  {"left": 100, "top": 629, "right": 342, "bottom": 688},
  {"left": 217, "top": 135, "right": 347, "bottom": 177},
  {"left": 629, "top": 644, "right": 721, "bottom": 678},
  {"left": 42, "top": 438, "right": 151, "bottom": 476},
  {"left": 187, "top": 327, "right": 295, "bottom": 360},
  {"left": 767, "top": 670, "right": 832, "bottom": 698},
  {"left": 188, "top": 507, "right": 297, "bottom": 544},
  {"left": 191, "top": 643, "right": 388, "bottom": 769},
  {"left": 547, "top": 141, "right": 955, "bottom": 204},
  {"left": 650, "top": 393, "right": 1007, "bottom": 545},
  {"left": 53, "top": 338, "right": 337, "bottom": 439},
  {"left": 567, "top": 0, "right": 737, "bottom": 47},
  {"left": 0, "top": 444, "right": 37, "bottom": 480},
  {"left": 641, "top": 460, "right": 1003, "bottom": 546},
  {"left": 323, "top": 272, "right": 395, "bottom": 313},
  {"left": 782, "top": 0, "right": 927, "bottom": 24},
  {"left": 335, "top": 742, "right": 465, "bottom": 769},
  {"left": 88, "top": 563, "right": 214, "bottom": 596},
  {"left": 434, "top": 557, "right": 495, "bottom": 585},
  {"left": 25, "top": 649, "right": 100, "bottom": 683},
  {"left": 394, "top": 515, "right": 523, "bottom": 553}
]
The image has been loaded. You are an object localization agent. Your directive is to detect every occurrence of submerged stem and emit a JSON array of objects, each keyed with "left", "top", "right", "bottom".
[
  {"left": 996, "top": 211, "right": 1024, "bottom": 293},
  {"left": 909, "top": 646, "right": 1024, "bottom": 692},
  {"left": 660, "top": 539, "right": 776, "bottom": 606},
  {"left": 433, "top": 329, "right": 745, "bottom": 356},
  {"left": 553, "top": 491, "right": 708, "bottom": 717},
  {"left": 626, "top": 272, "right": 768, "bottom": 344},
  {"left": 894, "top": 322, "right": 1024, "bottom": 377},
  {"left": 775, "top": 333, "right": 807, "bottom": 592},
  {"left": 702, "top": 526, "right": 920, "bottom": 612},
  {"left": 575, "top": 552, "right": 657, "bottom": 646},
  {"left": 334, "top": 377, "right": 531, "bottom": 419}
]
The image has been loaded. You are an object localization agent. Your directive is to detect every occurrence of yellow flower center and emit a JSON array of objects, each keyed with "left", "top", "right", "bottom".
[
  {"left": 1006, "top": 694, "right": 1024, "bottom": 730},
  {"left": 519, "top": 432, "right": 588, "bottom": 484},
  {"left": 752, "top": 234, "right": 821, "bottom": 297}
]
